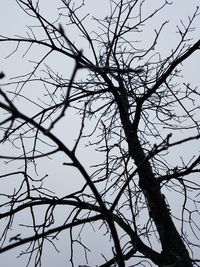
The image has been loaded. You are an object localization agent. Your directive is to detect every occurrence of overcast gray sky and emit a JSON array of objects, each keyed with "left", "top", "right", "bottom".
[{"left": 0, "top": 1, "right": 200, "bottom": 267}]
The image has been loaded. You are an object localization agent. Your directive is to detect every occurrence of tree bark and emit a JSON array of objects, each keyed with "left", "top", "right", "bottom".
[{"left": 126, "top": 130, "right": 193, "bottom": 267}]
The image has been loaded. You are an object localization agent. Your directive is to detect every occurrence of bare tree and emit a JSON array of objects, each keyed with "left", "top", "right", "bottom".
[{"left": 0, "top": 1, "right": 200, "bottom": 267}]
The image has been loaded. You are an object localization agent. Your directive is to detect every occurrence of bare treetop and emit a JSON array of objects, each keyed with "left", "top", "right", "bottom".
[{"left": 0, "top": 1, "right": 200, "bottom": 267}]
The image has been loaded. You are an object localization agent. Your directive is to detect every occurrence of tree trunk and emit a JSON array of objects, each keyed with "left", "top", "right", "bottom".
[{"left": 127, "top": 131, "right": 193, "bottom": 267}]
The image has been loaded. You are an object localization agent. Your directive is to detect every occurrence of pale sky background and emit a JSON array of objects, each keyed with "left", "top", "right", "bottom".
[{"left": 0, "top": 1, "right": 200, "bottom": 267}]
